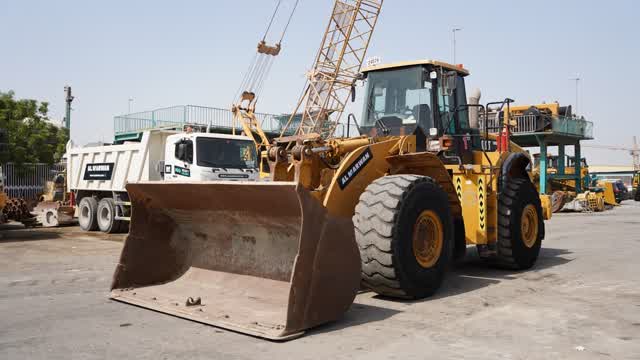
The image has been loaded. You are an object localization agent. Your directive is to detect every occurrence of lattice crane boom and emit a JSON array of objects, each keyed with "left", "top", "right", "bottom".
[{"left": 282, "top": 0, "right": 383, "bottom": 139}]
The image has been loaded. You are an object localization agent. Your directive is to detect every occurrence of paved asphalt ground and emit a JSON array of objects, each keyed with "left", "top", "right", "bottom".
[{"left": 1, "top": 202, "right": 639, "bottom": 360}]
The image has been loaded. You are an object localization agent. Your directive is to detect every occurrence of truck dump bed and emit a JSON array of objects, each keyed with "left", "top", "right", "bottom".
[{"left": 66, "top": 130, "right": 174, "bottom": 193}]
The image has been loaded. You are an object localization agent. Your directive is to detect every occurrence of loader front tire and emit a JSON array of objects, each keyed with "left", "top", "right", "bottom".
[
  {"left": 493, "top": 177, "right": 544, "bottom": 269},
  {"left": 78, "top": 197, "right": 99, "bottom": 232},
  {"left": 354, "top": 175, "right": 453, "bottom": 299}
]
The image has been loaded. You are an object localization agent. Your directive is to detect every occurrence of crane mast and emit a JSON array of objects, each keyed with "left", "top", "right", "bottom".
[
  {"left": 282, "top": 0, "right": 383, "bottom": 139},
  {"left": 584, "top": 136, "right": 640, "bottom": 170}
]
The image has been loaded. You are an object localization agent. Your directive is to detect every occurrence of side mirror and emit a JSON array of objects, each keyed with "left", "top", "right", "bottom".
[
  {"left": 174, "top": 139, "right": 193, "bottom": 164},
  {"left": 175, "top": 143, "right": 185, "bottom": 161},
  {"left": 351, "top": 85, "right": 356, "bottom": 102}
]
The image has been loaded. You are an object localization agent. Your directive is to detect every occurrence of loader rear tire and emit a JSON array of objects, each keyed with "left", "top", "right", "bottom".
[
  {"left": 492, "top": 178, "right": 544, "bottom": 269},
  {"left": 354, "top": 175, "right": 453, "bottom": 299},
  {"left": 453, "top": 217, "right": 467, "bottom": 263},
  {"left": 78, "top": 197, "right": 99, "bottom": 232},
  {"left": 97, "top": 198, "right": 122, "bottom": 233}
]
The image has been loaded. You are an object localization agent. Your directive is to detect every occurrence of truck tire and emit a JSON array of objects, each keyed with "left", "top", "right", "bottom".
[
  {"left": 492, "top": 177, "right": 544, "bottom": 269},
  {"left": 78, "top": 197, "right": 99, "bottom": 231},
  {"left": 117, "top": 221, "right": 130, "bottom": 233},
  {"left": 354, "top": 175, "right": 453, "bottom": 299},
  {"left": 97, "top": 198, "right": 122, "bottom": 233}
]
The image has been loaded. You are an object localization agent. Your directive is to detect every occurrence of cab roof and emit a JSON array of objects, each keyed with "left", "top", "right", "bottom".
[{"left": 361, "top": 59, "right": 470, "bottom": 76}]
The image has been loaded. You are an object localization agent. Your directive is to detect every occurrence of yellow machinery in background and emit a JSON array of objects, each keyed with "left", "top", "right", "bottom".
[
  {"left": 31, "top": 171, "right": 76, "bottom": 227},
  {"left": 532, "top": 154, "right": 616, "bottom": 212},
  {"left": 508, "top": 102, "right": 574, "bottom": 133},
  {"left": 633, "top": 171, "right": 640, "bottom": 201},
  {"left": 110, "top": 0, "right": 549, "bottom": 340},
  {"left": 596, "top": 180, "right": 621, "bottom": 205}
]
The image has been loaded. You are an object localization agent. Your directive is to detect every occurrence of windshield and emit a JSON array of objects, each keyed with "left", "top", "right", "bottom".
[
  {"left": 362, "top": 67, "right": 434, "bottom": 131},
  {"left": 196, "top": 137, "right": 257, "bottom": 169}
]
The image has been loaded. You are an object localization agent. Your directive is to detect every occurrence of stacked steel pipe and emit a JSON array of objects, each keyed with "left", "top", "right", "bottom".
[{"left": 2, "top": 198, "right": 33, "bottom": 222}]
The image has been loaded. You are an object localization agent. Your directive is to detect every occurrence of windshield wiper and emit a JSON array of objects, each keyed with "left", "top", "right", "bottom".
[
  {"left": 215, "top": 163, "right": 249, "bottom": 169},
  {"left": 198, "top": 159, "right": 226, "bottom": 167}
]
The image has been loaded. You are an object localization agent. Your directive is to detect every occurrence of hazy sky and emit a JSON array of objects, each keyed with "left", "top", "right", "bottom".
[{"left": 2, "top": 0, "right": 639, "bottom": 165}]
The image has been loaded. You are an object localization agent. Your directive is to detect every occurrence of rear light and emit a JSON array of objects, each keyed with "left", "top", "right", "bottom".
[{"left": 440, "top": 136, "right": 454, "bottom": 151}]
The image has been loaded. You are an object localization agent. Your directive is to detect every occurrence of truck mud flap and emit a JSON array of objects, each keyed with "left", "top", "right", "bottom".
[{"left": 110, "top": 181, "right": 361, "bottom": 340}]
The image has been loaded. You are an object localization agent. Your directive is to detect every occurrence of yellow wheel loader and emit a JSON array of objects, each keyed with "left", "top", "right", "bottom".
[{"left": 110, "top": 60, "right": 547, "bottom": 339}]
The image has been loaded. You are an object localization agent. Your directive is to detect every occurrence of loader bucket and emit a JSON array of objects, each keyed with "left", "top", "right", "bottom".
[{"left": 110, "top": 181, "right": 361, "bottom": 340}]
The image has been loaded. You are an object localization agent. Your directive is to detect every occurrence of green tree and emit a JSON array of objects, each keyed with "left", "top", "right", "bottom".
[{"left": 0, "top": 91, "right": 69, "bottom": 166}]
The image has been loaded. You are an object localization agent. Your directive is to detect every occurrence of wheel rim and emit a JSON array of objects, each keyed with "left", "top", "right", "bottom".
[
  {"left": 45, "top": 211, "right": 56, "bottom": 226},
  {"left": 100, "top": 206, "right": 110, "bottom": 225},
  {"left": 412, "top": 210, "right": 444, "bottom": 268},
  {"left": 521, "top": 204, "right": 539, "bottom": 248}
]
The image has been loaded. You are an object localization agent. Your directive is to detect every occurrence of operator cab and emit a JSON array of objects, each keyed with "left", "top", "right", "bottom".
[{"left": 360, "top": 60, "right": 480, "bottom": 162}]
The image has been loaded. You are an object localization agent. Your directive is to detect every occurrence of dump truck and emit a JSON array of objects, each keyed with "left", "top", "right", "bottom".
[{"left": 65, "top": 128, "right": 259, "bottom": 233}]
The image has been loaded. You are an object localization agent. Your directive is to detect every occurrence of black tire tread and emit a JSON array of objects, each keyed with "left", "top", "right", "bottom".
[
  {"left": 79, "top": 197, "right": 99, "bottom": 232},
  {"left": 354, "top": 174, "right": 442, "bottom": 298},
  {"left": 492, "top": 178, "right": 543, "bottom": 269},
  {"left": 97, "top": 198, "right": 122, "bottom": 234}
]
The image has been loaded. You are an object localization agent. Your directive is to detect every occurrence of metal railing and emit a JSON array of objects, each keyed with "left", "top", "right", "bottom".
[
  {"left": 114, "top": 105, "right": 295, "bottom": 138},
  {"left": 553, "top": 116, "right": 593, "bottom": 138},
  {"left": 2, "top": 162, "right": 66, "bottom": 200},
  {"left": 479, "top": 113, "right": 593, "bottom": 138}
]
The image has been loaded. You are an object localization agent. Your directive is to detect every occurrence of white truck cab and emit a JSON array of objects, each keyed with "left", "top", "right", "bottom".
[{"left": 163, "top": 133, "right": 260, "bottom": 182}]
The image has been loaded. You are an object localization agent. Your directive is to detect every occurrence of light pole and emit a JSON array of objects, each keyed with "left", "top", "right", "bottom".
[
  {"left": 569, "top": 76, "right": 580, "bottom": 116},
  {"left": 128, "top": 98, "right": 134, "bottom": 114},
  {"left": 452, "top": 28, "right": 462, "bottom": 64},
  {"left": 64, "top": 86, "right": 74, "bottom": 130}
]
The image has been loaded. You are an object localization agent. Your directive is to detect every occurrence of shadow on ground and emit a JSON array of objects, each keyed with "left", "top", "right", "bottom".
[
  {"left": 0, "top": 228, "right": 63, "bottom": 242},
  {"left": 371, "top": 247, "right": 573, "bottom": 304},
  {"left": 0, "top": 224, "right": 126, "bottom": 243},
  {"left": 309, "top": 247, "right": 573, "bottom": 336},
  {"left": 307, "top": 302, "right": 401, "bottom": 337}
]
